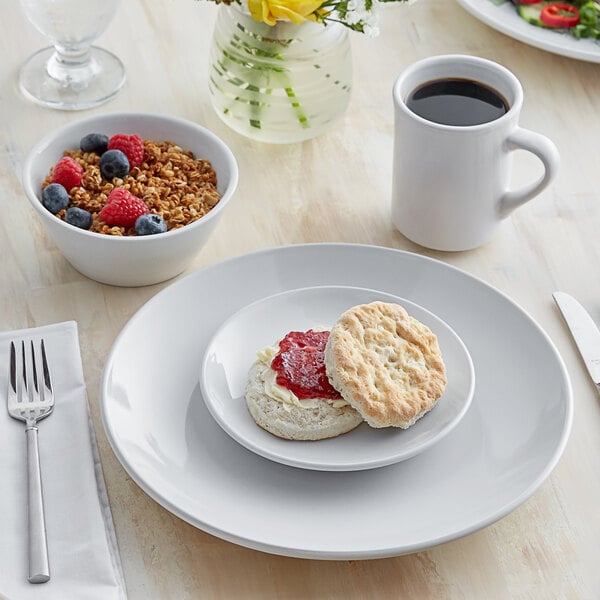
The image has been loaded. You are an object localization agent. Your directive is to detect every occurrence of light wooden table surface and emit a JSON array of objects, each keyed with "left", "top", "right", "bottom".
[{"left": 2, "top": 0, "right": 599, "bottom": 598}]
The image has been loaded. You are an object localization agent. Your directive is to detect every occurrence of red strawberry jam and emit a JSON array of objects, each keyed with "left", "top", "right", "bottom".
[{"left": 270, "top": 330, "right": 342, "bottom": 400}]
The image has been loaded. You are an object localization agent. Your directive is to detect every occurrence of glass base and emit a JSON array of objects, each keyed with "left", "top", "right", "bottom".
[{"left": 18, "top": 46, "right": 126, "bottom": 111}]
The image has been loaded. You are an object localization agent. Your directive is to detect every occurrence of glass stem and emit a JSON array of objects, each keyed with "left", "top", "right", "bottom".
[{"left": 46, "top": 43, "right": 98, "bottom": 89}]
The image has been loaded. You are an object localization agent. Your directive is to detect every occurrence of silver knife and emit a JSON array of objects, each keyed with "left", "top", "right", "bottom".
[{"left": 553, "top": 291, "right": 600, "bottom": 393}]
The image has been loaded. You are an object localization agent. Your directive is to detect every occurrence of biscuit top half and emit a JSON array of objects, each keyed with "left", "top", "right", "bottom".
[{"left": 324, "top": 301, "right": 447, "bottom": 428}]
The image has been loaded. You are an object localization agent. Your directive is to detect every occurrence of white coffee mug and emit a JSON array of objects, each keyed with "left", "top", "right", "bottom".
[{"left": 391, "top": 54, "right": 560, "bottom": 251}]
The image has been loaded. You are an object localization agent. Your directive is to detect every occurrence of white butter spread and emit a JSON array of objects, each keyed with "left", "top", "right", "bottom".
[{"left": 256, "top": 345, "right": 349, "bottom": 409}]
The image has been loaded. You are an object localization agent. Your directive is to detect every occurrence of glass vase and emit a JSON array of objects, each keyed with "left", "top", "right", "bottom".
[{"left": 208, "top": 4, "right": 352, "bottom": 144}]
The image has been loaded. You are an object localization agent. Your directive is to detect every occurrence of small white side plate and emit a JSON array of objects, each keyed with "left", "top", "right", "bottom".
[{"left": 200, "top": 285, "right": 475, "bottom": 471}]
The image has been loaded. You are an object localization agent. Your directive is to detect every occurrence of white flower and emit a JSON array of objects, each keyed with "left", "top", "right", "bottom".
[
  {"left": 364, "top": 23, "right": 380, "bottom": 37},
  {"left": 343, "top": 9, "right": 363, "bottom": 25},
  {"left": 342, "top": 0, "right": 377, "bottom": 24},
  {"left": 331, "top": 0, "right": 392, "bottom": 36}
]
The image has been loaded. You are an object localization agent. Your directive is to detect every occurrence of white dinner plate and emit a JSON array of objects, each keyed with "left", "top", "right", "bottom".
[
  {"left": 200, "top": 285, "right": 475, "bottom": 471},
  {"left": 456, "top": 0, "right": 600, "bottom": 63},
  {"left": 100, "top": 244, "right": 573, "bottom": 559}
]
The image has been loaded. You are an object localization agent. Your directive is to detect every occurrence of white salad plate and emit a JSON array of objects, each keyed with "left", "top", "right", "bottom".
[
  {"left": 200, "top": 285, "right": 475, "bottom": 472},
  {"left": 456, "top": 0, "right": 600, "bottom": 63},
  {"left": 100, "top": 244, "right": 573, "bottom": 559}
]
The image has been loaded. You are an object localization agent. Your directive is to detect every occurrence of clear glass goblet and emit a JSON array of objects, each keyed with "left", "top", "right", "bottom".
[{"left": 18, "top": 0, "right": 126, "bottom": 110}]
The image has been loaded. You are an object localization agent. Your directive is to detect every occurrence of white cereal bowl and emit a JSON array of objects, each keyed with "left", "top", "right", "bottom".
[{"left": 22, "top": 112, "right": 238, "bottom": 286}]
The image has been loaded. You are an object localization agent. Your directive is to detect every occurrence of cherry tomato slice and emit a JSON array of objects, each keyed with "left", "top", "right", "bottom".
[{"left": 540, "top": 2, "right": 580, "bottom": 27}]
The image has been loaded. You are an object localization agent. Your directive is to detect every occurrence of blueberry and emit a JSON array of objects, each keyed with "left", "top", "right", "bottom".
[
  {"left": 65, "top": 206, "right": 93, "bottom": 230},
  {"left": 99, "top": 149, "right": 130, "bottom": 179},
  {"left": 135, "top": 213, "right": 167, "bottom": 236},
  {"left": 80, "top": 133, "right": 109, "bottom": 155},
  {"left": 41, "top": 183, "right": 69, "bottom": 214}
]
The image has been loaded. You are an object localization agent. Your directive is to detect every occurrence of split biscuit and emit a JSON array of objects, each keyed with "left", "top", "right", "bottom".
[
  {"left": 324, "top": 301, "right": 447, "bottom": 428},
  {"left": 245, "top": 353, "right": 363, "bottom": 441}
]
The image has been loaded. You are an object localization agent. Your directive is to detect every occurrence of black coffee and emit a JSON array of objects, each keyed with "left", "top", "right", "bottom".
[{"left": 406, "top": 78, "right": 509, "bottom": 126}]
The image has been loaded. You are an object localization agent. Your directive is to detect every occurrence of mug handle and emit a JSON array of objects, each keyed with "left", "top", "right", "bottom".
[{"left": 498, "top": 127, "right": 560, "bottom": 218}]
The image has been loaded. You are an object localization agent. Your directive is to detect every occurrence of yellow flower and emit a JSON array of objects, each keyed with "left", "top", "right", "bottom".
[{"left": 247, "top": 0, "right": 324, "bottom": 25}]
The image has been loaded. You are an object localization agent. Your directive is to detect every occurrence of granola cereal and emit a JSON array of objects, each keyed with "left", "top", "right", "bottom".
[{"left": 42, "top": 139, "right": 221, "bottom": 236}]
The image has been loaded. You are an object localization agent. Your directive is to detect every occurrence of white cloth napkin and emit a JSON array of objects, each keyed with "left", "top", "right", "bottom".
[{"left": 0, "top": 322, "right": 127, "bottom": 600}]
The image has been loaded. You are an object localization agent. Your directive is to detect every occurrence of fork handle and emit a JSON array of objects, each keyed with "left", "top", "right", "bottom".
[{"left": 26, "top": 426, "right": 50, "bottom": 584}]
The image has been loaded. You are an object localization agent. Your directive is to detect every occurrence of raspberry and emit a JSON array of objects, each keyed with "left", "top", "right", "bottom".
[
  {"left": 108, "top": 134, "right": 144, "bottom": 169},
  {"left": 100, "top": 188, "right": 149, "bottom": 228},
  {"left": 51, "top": 156, "right": 83, "bottom": 191}
]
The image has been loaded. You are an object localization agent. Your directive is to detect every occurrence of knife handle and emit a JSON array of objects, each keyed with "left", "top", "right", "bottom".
[{"left": 26, "top": 426, "right": 50, "bottom": 584}]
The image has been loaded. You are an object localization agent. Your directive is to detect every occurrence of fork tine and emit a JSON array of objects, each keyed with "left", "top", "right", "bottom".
[
  {"left": 9, "top": 341, "right": 17, "bottom": 398},
  {"left": 23, "top": 340, "right": 39, "bottom": 405},
  {"left": 20, "top": 340, "right": 29, "bottom": 404},
  {"left": 40, "top": 340, "right": 53, "bottom": 403},
  {"left": 30, "top": 340, "right": 40, "bottom": 398}
]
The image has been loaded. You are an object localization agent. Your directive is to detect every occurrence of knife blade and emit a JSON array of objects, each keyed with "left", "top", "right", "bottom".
[{"left": 553, "top": 291, "right": 600, "bottom": 392}]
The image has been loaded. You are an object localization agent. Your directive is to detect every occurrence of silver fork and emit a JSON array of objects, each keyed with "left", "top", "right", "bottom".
[{"left": 7, "top": 339, "right": 54, "bottom": 584}]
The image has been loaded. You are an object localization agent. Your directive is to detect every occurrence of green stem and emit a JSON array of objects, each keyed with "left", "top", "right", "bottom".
[
  {"left": 284, "top": 86, "right": 309, "bottom": 128},
  {"left": 214, "top": 13, "right": 311, "bottom": 132}
]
